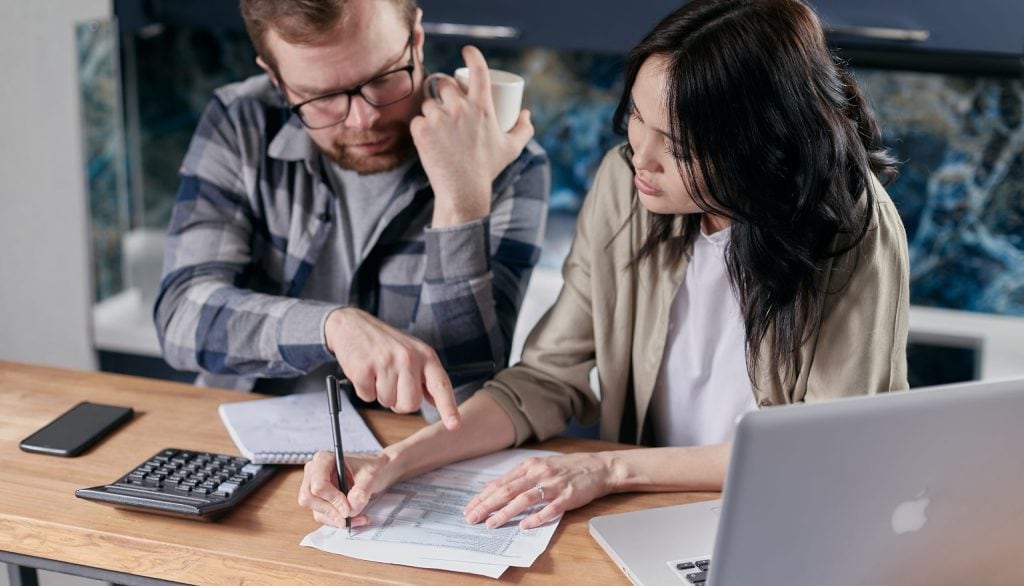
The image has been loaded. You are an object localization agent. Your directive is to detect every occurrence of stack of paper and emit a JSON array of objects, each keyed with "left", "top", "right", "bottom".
[{"left": 301, "top": 449, "right": 562, "bottom": 578}]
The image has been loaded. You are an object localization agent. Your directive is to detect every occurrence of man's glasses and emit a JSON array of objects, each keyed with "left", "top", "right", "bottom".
[{"left": 288, "top": 35, "right": 415, "bottom": 130}]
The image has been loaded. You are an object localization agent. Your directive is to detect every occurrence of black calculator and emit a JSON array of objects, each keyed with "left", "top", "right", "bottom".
[{"left": 76, "top": 448, "right": 276, "bottom": 520}]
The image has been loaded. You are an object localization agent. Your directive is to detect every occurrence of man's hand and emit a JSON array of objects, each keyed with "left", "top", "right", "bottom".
[
  {"left": 325, "top": 307, "right": 461, "bottom": 430},
  {"left": 411, "top": 45, "right": 534, "bottom": 227}
]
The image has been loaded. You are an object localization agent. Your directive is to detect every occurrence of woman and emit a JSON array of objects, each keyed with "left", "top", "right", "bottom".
[{"left": 298, "top": 0, "right": 909, "bottom": 531}]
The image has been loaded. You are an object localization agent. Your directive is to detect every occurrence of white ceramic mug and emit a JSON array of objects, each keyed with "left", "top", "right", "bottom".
[{"left": 454, "top": 67, "right": 525, "bottom": 132}]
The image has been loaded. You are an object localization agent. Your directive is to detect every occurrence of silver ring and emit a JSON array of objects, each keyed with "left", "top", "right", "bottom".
[{"left": 534, "top": 484, "right": 545, "bottom": 501}]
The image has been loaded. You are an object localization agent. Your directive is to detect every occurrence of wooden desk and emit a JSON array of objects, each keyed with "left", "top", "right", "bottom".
[{"left": 0, "top": 361, "right": 717, "bottom": 585}]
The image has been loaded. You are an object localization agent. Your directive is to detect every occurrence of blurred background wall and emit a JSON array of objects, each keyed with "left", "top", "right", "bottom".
[{"left": 0, "top": 0, "right": 110, "bottom": 370}]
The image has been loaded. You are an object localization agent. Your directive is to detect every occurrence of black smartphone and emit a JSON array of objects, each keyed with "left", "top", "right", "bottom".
[{"left": 19, "top": 401, "right": 134, "bottom": 457}]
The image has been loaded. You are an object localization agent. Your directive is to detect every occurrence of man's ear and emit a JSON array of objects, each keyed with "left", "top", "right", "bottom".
[
  {"left": 256, "top": 55, "right": 278, "bottom": 87},
  {"left": 412, "top": 7, "right": 425, "bottom": 64}
]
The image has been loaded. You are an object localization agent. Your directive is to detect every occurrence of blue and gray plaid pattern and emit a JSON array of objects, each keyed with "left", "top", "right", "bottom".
[{"left": 154, "top": 74, "right": 550, "bottom": 392}]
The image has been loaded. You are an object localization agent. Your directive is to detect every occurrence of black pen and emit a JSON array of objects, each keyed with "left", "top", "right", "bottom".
[
  {"left": 324, "top": 361, "right": 494, "bottom": 535},
  {"left": 325, "top": 375, "right": 351, "bottom": 536}
]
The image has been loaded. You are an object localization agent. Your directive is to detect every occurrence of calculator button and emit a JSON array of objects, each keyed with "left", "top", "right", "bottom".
[{"left": 215, "top": 481, "right": 240, "bottom": 496}]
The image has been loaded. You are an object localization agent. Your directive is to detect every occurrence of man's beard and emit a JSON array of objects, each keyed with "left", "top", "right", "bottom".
[{"left": 321, "top": 121, "right": 416, "bottom": 175}]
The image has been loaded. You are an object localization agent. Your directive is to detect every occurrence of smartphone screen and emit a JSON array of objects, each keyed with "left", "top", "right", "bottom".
[{"left": 20, "top": 401, "right": 134, "bottom": 457}]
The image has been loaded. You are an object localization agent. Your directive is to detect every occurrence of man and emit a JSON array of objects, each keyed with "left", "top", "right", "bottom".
[{"left": 154, "top": 0, "right": 549, "bottom": 429}]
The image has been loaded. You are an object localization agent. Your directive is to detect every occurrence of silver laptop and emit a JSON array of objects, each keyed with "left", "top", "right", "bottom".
[{"left": 590, "top": 378, "right": 1024, "bottom": 585}]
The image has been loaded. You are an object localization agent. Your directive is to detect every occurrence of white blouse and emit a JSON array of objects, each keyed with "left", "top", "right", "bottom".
[{"left": 649, "top": 226, "right": 758, "bottom": 447}]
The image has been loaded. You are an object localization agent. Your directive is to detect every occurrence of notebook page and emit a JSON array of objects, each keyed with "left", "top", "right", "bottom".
[{"left": 218, "top": 391, "right": 383, "bottom": 463}]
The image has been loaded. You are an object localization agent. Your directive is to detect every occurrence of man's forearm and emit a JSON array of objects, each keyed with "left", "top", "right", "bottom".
[
  {"left": 410, "top": 145, "right": 549, "bottom": 379},
  {"left": 411, "top": 219, "right": 506, "bottom": 371},
  {"left": 156, "top": 273, "right": 338, "bottom": 376}
]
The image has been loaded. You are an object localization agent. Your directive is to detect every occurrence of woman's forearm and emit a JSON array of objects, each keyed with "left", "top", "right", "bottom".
[
  {"left": 604, "top": 443, "right": 732, "bottom": 493},
  {"left": 460, "top": 440, "right": 732, "bottom": 530},
  {"left": 385, "top": 392, "right": 518, "bottom": 482}
]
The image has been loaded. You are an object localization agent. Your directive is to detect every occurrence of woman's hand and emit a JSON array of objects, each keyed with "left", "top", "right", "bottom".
[
  {"left": 463, "top": 452, "right": 616, "bottom": 530},
  {"left": 298, "top": 393, "right": 521, "bottom": 529},
  {"left": 297, "top": 450, "right": 406, "bottom": 528}
]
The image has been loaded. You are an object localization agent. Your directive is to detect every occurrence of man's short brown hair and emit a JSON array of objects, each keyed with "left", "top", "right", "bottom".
[{"left": 240, "top": 0, "right": 417, "bottom": 68}]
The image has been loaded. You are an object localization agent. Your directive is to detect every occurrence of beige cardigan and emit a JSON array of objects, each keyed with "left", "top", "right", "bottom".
[{"left": 482, "top": 147, "right": 910, "bottom": 446}]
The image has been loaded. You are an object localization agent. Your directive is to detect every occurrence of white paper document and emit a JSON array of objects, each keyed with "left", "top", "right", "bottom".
[{"left": 301, "top": 449, "right": 563, "bottom": 578}]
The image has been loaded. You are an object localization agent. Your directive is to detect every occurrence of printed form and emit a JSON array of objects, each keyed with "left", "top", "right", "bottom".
[{"left": 301, "top": 449, "right": 563, "bottom": 578}]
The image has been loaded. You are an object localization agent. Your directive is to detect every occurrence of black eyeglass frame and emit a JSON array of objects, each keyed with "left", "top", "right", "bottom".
[{"left": 287, "top": 34, "right": 416, "bottom": 130}]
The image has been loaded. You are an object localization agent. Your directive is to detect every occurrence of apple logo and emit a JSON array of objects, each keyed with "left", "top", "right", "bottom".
[{"left": 891, "top": 491, "right": 930, "bottom": 535}]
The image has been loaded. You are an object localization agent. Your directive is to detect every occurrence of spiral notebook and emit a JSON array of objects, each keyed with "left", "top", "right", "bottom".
[{"left": 218, "top": 391, "right": 383, "bottom": 464}]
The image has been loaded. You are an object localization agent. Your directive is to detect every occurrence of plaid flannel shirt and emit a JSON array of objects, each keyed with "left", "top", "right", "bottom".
[{"left": 154, "top": 74, "right": 550, "bottom": 395}]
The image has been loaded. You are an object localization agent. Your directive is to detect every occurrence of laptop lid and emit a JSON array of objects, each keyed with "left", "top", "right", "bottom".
[{"left": 590, "top": 378, "right": 1024, "bottom": 585}]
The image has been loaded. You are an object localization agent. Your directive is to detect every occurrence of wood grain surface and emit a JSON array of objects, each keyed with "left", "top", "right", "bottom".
[{"left": 0, "top": 361, "right": 717, "bottom": 585}]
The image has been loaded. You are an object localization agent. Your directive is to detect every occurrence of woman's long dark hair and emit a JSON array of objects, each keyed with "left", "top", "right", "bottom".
[{"left": 613, "top": 0, "right": 897, "bottom": 380}]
